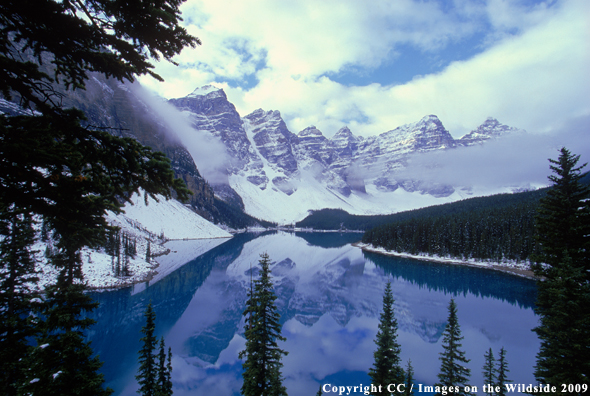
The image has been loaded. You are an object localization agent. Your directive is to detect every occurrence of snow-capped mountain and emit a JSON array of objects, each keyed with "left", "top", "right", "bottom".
[
  {"left": 169, "top": 85, "right": 525, "bottom": 224},
  {"left": 457, "top": 117, "right": 525, "bottom": 146}
]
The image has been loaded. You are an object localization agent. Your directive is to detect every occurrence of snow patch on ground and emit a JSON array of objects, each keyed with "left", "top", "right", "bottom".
[
  {"left": 110, "top": 191, "right": 232, "bottom": 240},
  {"left": 33, "top": 191, "right": 232, "bottom": 289}
]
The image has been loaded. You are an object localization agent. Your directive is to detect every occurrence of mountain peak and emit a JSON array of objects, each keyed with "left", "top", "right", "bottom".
[
  {"left": 418, "top": 114, "right": 444, "bottom": 127},
  {"left": 246, "top": 108, "right": 282, "bottom": 120},
  {"left": 298, "top": 126, "right": 324, "bottom": 137},
  {"left": 457, "top": 118, "right": 524, "bottom": 146},
  {"left": 334, "top": 126, "right": 353, "bottom": 137},
  {"left": 481, "top": 117, "right": 500, "bottom": 127},
  {"left": 186, "top": 84, "right": 225, "bottom": 98}
]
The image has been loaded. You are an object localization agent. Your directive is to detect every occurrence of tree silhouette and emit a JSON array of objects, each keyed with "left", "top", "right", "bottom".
[
  {"left": 532, "top": 148, "right": 590, "bottom": 389},
  {"left": 239, "top": 253, "right": 288, "bottom": 396},
  {"left": 369, "top": 281, "right": 404, "bottom": 395},
  {"left": 435, "top": 299, "right": 472, "bottom": 396}
]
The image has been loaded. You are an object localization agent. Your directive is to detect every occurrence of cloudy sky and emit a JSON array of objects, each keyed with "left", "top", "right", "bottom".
[{"left": 138, "top": 0, "right": 589, "bottom": 143}]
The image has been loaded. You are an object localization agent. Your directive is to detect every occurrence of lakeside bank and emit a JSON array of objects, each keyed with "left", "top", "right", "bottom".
[{"left": 354, "top": 242, "right": 538, "bottom": 279}]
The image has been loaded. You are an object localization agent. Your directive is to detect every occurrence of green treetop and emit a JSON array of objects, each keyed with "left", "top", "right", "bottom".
[
  {"left": 137, "top": 303, "right": 158, "bottom": 396},
  {"left": 482, "top": 348, "right": 495, "bottom": 396}
]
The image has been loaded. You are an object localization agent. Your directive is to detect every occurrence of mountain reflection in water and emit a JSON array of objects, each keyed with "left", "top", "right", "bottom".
[{"left": 87, "top": 231, "right": 538, "bottom": 396}]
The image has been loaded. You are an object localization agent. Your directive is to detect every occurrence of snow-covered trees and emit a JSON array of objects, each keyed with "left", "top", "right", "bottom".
[{"left": 0, "top": 208, "right": 39, "bottom": 396}]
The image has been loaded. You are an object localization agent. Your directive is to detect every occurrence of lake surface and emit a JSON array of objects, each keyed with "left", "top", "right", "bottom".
[{"left": 87, "top": 231, "right": 539, "bottom": 395}]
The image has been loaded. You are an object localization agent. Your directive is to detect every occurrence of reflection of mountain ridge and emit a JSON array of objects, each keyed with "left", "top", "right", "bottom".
[
  {"left": 86, "top": 232, "right": 538, "bottom": 393},
  {"left": 183, "top": 234, "right": 538, "bottom": 364},
  {"left": 86, "top": 232, "right": 265, "bottom": 388}
]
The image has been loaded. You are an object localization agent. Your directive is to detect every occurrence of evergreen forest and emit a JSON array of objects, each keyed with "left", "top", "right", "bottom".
[
  {"left": 360, "top": 173, "right": 590, "bottom": 263},
  {"left": 361, "top": 191, "right": 542, "bottom": 262}
]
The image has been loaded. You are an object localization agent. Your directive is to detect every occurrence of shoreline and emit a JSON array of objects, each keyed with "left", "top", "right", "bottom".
[
  {"left": 353, "top": 242, "right": 538, "bottom": 280},
  {"left": 88, "top": 236, "right": 233, "bottom": 291}
]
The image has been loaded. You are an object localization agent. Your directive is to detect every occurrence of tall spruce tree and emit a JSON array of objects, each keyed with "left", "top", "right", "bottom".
[
  {"left": 496, "top": 347, "right": 510, "bottom": 396},
  {"left": 156, "top": 337, "right": 173, "bottom": 396},
  {"left": 368, "top": 281, "right": 404, "bottom": 395},
  {"left": 1, "top": 1, "right": 198, "bottom": 394},
  {"left": 435, "top": 299, "right": 472, "bottom": 396},
  {"left": 482, "top": 348, "right": 495, "bottom": 396},
  {"left": 532, "top": 148, "right": 590, "bottom": 390},
  {"left": 137, "top": 303, "right": 158, "bottom": 396},
  {"left": 239, "top": 253, "right": 288, "bottom": 396},
  {"left": 165, "top": 347, "right": 173, "bottom": 396},
  {"left": 404, "top": 360, "right": 415, "bottom": 396},
  {"left": 24, "top": 281, "right": 112, "bottom": 396}
]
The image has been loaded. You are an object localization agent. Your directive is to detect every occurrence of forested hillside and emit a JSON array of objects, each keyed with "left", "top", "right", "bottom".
[
  {"left": 362, "top": 195, "right": 540, "bottom": 262},
  {"left": 297, "top": 189, "right": 547, "bottom": 231},
  {"left": 360, "top": 173, "right": 590, "bottom": 262}
]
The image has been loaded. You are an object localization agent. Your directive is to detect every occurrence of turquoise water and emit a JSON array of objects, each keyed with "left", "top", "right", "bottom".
[{"left": 87, "top": 231, "right": 539, "bottom": 395}]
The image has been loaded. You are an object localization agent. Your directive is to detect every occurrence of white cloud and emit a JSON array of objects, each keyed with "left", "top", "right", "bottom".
[
  {"left": 397, "top": 115, "right": 590, "bottom": 190},
  {"left": 131, "top": 84, "right": 231, "bottom": 184},
  {"left": 139, "top": 0, "right": 589, "bottom": 141}
]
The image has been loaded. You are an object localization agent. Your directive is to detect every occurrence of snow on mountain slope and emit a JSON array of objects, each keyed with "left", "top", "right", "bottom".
[
  {"left": 457, "top": 117, "right": 525, "bottom": 146},
  {"left": 169, "top": 86, "right": 529, "bottom": 225},
  {"left": 229, "top": 170, "right": 469, "bottom": 224},
  {"left": 107, "top": 190, "right": 232, "bottom": 240}
]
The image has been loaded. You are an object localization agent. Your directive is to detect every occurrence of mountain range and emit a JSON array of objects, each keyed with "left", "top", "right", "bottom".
[
  {"left": 168, "top": 85, "right": 525, "bottom": 224},
  {"left": 0, "top": 78, "right": 527, "bottom": 226}
]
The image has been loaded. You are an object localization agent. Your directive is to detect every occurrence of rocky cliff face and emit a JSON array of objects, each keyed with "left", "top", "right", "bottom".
[
  {"left": 243, "top": 109, "right": 299, "bottom": 195},
  {"left": 59, "top": 77, "right": 218, "bottom": 218},
  {"left": 14, "top": 77, "right": 269, "bottom": 228},
  {"left": 168, "top": 86, "right": 254, "bottom": 174}
]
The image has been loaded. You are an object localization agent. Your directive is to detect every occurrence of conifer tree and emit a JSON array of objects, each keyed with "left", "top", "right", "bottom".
[
  {"left": 369, "top": 281, "right": 404, "bottom": 395},
  {"left": 137, "top": 303, "right": 158, "bottom": 396},
  {"left": 24, "top": 280, "right": 112, "bottom": 396},
  {"left": 496, "top": 347, "right": 510, "bottom": 396},
  {"left": 317, "top": 385, "right": 323, "bottom": 395},
  {"left": 156, "top": 337, "right": 173, "bottom": 396},
  {"left": 482, "top": 348, "right": 495, "bottom": 396},
  {"left": 146, "top": 240, "right": 152, "bottom": 263},
  {"left": 532, "top": 148, "right": 590, "bottom": 389},
  {"left": 404, "top": 360, "right": 415, "bottom": 396},
  {"left": 0, "top": 207, "right": 40, "bottom": 396},
  {"left": 165, "top": 347, "right": 173, "bottom": 396},
  {"left": 1, "top": 1, "right": 197, "bottom": 394},
  {"left": 239, "top": 253, "right": 288, "bottom": 396},
  {"left": 435, "top": 299, "right": 472, "bottom": 396}
]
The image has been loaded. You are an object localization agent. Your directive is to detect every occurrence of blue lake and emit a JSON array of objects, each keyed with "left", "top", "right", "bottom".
[{"left": 87, "top": 231, "right": 539, "bottom": 395}]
